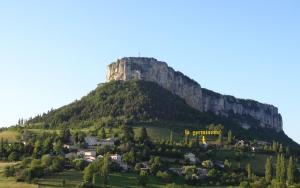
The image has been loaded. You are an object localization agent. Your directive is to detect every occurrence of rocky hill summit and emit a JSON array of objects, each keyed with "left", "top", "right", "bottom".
[{"left": 106, "top": 57, "right": 283, "bottom": 132}]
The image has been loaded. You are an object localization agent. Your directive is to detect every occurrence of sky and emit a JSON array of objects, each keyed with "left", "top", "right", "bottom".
[{"left": 0, "top": 1, "right": 299, "bottom": 143}]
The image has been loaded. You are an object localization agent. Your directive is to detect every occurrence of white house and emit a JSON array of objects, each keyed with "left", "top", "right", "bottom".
[
  {"left": 184, "top": 153, "right": 197, "bottom": 164},
  {"left": 110, "top": 154, "right": 122, "bottom": 162},
  {"left": 235, "top": 140, "right": 245, "bottom": 147},
  {"left": 85, "top": 156, "right": 96, "bottom": 162},
  {"left": 77, "top": 150, "right": 96, "bottom": 158}
]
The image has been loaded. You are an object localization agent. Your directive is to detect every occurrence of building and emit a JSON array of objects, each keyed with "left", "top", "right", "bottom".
[
  {"left": 77, "top": 150, "right": 96, "bottom": 157},
  {"left": 84, "top": 136, "right": 100, "bottom": 146},
  {"left": 197, "top": 168, "right": 208, "bottom": 178},
  {"left": 99, "top": 138, "right": 115, "bottom": 147},
  {"left": 110, "top": 154, "right": 122, "bottom": 162},
  {"left": 184, "top": 153, "right": 198, "bottom": 164}
]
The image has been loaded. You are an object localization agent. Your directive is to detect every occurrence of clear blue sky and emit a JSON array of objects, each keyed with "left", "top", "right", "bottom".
[{"left": 0, "top": 1, "right": 299, "bottom": 143}]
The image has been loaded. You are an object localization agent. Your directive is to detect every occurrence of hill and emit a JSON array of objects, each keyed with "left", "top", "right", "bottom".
[{"left": 26, "top": 80, "right": 298, "bottom": 148}]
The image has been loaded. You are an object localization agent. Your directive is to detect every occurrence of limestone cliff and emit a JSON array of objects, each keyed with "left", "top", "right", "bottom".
[
  {"left": 106, "top": 57, "right": 203, "bottom": 111},
  {"left": 106, "top": 57, "right": 283, "bottom": 132}
]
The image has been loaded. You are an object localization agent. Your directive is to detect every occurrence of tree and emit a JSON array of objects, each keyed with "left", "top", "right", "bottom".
[
  {"left": 169, "top": 131, "right": 173, "bottom": 144},
  {"left": 101, "top": 155, "right": 109, "bottom": 187},
  {"left": 8, "top": 152, "right": 18, "bottom": 161},
  {"left": 41, "top": 154, "right": 52, "bottom": 167},
  {"left": 156, "top": 171, "right": 171, "bottom": 183},
  {"left": 150, "top": 156, "right": 162, "bottom": 174},
  {"left": 61, "top": 128, "right": 71, "bottom": 143},
  {"left": 54, "top": 140, "right": 62, "bottom": 155},
  {"left": 265, "top": 157, "right": 272, "bottom": 183},
  {"left": 0, "top": 138, "right": 4, "bottom": 159},
  {"left": 272, "top": 141, "right": 279, "bottom": 153},
  {"left": 139, "top": 127, "right": 149, "bottom": 142},
  {"left": 287, "top": 156, "right": 295, "bottom": 185},
  {"left": 33, "top": 140, "right": 42, "bottom": 158},
  {"left": 62, "top": 179, "right": 66, "bottom": 187},
  {"left": 285, "top": 146, "right": 290, "bottom": 156},
  {"left": 279, "top": 154, "right": 286, "bottom": 183},
  {"left": 92, "top": 173, "right": 97, "bottom": 185},
  {"left": 138, "top": 171, "right": 149, "bottom": 187},
  {"left": 227, "top": 130, "right": 232, "bottom": 144},
  {"left": 275, "top": 154, "right": 281, "bottom": 181},
  {"left": 185, "top": 134, "right": 190, "bottom": 145},
  {"left": 279, "top": 144, "right": 283, "bottom": 153},
  {"left": 98, "top": 128, "right": 106, "bottom": 139},
  {"left": 246, "top": 163, "right": 252, "bottom": 180},
  {"left": 217, "top": 132, "right": 222, "bottom": 145},
  {"left": 83, "top": 164, "right": 94, "bottom": 183},
  {"left": 224, "top": 159, "right": 231, "bottom": 169},
  {"left": 123, "top": 150, "right": 135, "bottom": 165},
  {"left": 42, "top": 138, "right": 52, "bottom": 154},
  {"left": 122, "top": 125, "right": 134, "bottom": 142}
]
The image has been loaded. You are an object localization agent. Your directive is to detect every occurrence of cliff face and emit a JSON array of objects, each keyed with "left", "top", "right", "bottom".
[
  {"left": 106, "top": 57, "right": 203, "bottom": 111},
  {"left": 106, "top": 57, "right": 283, "bottom": 132}
]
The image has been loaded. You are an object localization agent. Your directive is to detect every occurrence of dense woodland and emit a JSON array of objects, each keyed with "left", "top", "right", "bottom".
[{"left": 26, "top": 80, "right": 299, "bottom": 148}]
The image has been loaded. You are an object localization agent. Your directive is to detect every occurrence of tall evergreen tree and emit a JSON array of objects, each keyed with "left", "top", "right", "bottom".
[
  {"left": 227, "top": 130, "right": 232, "bottom": 144},
  {"left": 185, "top": 134, "right": 190, "bottom": 145},
  {"left": 122, "top": 125, "right": 134, "bottom": 142},
  {"left": 265, "top": 157, "right": 272, "bottom": 183},
  {"left": 140, "top": 127, "right": 148, "bottom": 142},
  {"left": 279, "top": 154, "right": 286, "bottom": 182},
  {"left": 169, "top": 131, "right": 173, "bottom": 144},
  {"left": 101, "top": 155, "right": 109, "bottom": 187},
  {"left": 272, "top": 141, "right": 278, "bottom": 152},
  {"left": 217, "top": 132, "right": 222, "bottom": 145},
  {"left": 279, "top": 144, "right": 283, "bottom": 153},
  {"left": 99, "top": 128, "right": 106, "bottom": 139},
  {"left": 246, "top": 163, "right": 252, "bottom": 179},
  {"left": 0, "top": 138, "right": 4, "bottom": 159},
  {"left": 287, "top": 156, "right": 295, "bottom": 185},
  {"left": 275, "top": 154, "right": 281, "bottom": 181}
]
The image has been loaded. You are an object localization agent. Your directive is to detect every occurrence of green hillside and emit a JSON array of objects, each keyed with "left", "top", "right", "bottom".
[{"left": 27, "top": 80, "right": 299, "bottom": 148}]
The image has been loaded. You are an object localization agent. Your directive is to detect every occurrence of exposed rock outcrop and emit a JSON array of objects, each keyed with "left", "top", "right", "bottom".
[{"left": 106, "top": 57, "right": 283, "bottom": 132}]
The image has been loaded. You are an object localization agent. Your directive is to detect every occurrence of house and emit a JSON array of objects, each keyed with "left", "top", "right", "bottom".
[
  {"left": 99, "top": 138, "right": 115, "bottom": 147},
  {"left": 77, "top": 150, "right": 97, "bottom": 162},
  {"left": 184, "top": 153, "right": 198, "bottom": 164},
  {"left": 110, "top": 154, "right": 122, "bottom": 162},
  {"left": 84, "top": 136, "right": 100, "bottom": 146},
  {"left": 77, "top": 150, "right": 96, "bottom": 158},
  {"left": 256, "top": 140, "right": 270, "bottom": 146},
  {"left": 110, "top": 154, "right": 129, "bottom": 171},
  {"left": 63, "top": 144, "right": 78, "bottom": 150},
  {"left": 235, "top": 140, "right": 245, "bottom": 147},
  {"left": 85, "top": 156, "right": 96, "bottom": 162},
  {"left": 197, "top": 168, "right": 208, "bottom": 177}
]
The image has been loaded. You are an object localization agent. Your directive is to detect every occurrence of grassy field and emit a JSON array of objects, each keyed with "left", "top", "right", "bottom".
[
  {"left": 133, "top": 126, "right": 178, "bottom": 141},
  {"left": 0, "top": 131, "right": 20, "bottom": 143},
  {"left": 0, "top": 162, "right": 37, "bottom": 188},
  {"left": 37, "top": 169, "right": 82, "bottom": 188},
  {"left": 36, "top": 170, "right": 226, "bottom": 188}
]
